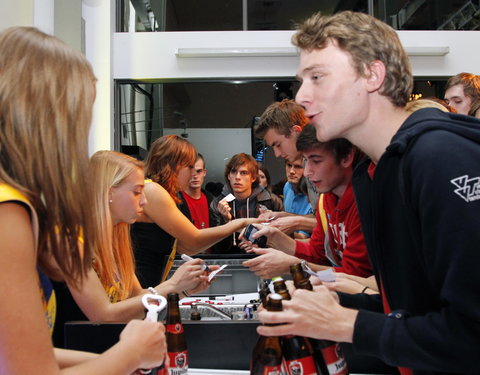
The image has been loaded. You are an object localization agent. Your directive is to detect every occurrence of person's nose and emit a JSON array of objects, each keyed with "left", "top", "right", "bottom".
[
  {"left": 303, "top": 161, "right": 313, "bottom": 178},
  {"left": 295, "top": 82, "right": 310, "bottom": 109},
  {"left": 140, "top": 191, "right": 147, "bottom": 207},
  {"left": 274, "top": 148, "right": 281, "bottom": 157}
]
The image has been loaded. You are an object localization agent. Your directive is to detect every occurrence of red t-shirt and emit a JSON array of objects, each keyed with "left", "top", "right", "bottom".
[{"left": 181, "top": 191, "right": 210, "bottom": 230}]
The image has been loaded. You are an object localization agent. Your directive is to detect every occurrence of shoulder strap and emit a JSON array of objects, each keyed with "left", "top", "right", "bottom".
[
  {"left": 0, "top": 183, "right": 39, "bottom": 250},
  {"left": 318, "top": 194, "right": 328, "bottom": 233},
  {"left": 161, "top": 239, "right": 177, "bottom": 282}
]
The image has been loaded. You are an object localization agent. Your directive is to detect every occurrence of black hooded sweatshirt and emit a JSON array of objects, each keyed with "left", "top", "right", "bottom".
[
  {"left": 210, "top": 183, "right": 274, "bottom": 253},
  {"left": 340, "top": 108, "right": 480, "bottom": 374}
]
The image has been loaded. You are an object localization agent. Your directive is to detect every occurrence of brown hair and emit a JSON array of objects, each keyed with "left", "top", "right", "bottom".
[
  {"left": 258, "top": 163, "right": 272, "bottom": 188},
  {"left": 224, "top": 153, "right": 260, "bottom": 188},
  {"left": 296, "top": 124, "right": 363, "bottom": 167},
  {"left": 445, "top": 72, "right": 480, "bottom": 106},
  {"left": 255, "top": 99, "right": 309, "bottom": 139},
  {"left": 0, "top": 26, "right": 97, "bottom": 285},
  {"left": 292, "top": 11, "right": 413, "bottom": 107},
  {"left": 405, "top": 98, "right": 453, "bottom": 114},
  {"left": 469, "top": 98, "right": 480, "bottom": 117},
  {"left": 145, "top": 135, "right": 197, "bottom": 202}
]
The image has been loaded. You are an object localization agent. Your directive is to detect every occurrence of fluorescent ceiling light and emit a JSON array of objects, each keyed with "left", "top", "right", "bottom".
[
  {"left": 175, "top": 46, "right": 449, "bottom": 58},
  {"left": 404, "top": 46, "right": 450, "bottom": 56},
  {"left": 175, "top": 47, "right": 297, "bottom": 58}
]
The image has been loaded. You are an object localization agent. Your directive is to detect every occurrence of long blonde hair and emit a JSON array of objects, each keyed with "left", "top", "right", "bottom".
[
  {"left": 90, "top": 151, "right": 144, "bottom": 300},
  {"left": 145, "top": 135, "right": 197, "bottom": 202},
  {"left": 0, "top": 27, "right": 97, "bottom": 285}
]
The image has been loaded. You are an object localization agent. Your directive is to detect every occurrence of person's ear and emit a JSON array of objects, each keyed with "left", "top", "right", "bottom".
[
  {"left": 365, "top": 60, "right": 386, "bottom": 93},
  {"left": 291, "top": 125, "right": 303, "bottom": 134},
  {"left": 340, "top": 149, "right": 355, "bottom": 168}
]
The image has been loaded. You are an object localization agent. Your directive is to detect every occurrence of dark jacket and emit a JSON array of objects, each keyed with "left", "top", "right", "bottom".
[
  {"left": 340, "top": 108, "right": 480, "bottom": 374},
  {"left": 210, "top": 183, "right": 274, "bottom": 253}
]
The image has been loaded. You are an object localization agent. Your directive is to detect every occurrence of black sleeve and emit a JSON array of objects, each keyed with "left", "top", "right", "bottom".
[{"left": 352, "top": 131, "right": 480, "bottom": 372}]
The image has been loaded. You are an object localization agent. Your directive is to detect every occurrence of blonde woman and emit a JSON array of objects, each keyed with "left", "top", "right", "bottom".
[
  {"left": 132, "top": 135, "right": 259, "bottom": 287},
  {"left": 0, "top": 27, "right": 165, "bottom": 374},
  {"left": 55, "top": 151, "right": 211, "bottom": 335}
]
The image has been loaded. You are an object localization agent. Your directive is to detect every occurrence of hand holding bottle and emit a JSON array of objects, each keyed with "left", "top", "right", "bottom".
[{"left": 119, "top": 319, "right": 167, "bottom": 370}]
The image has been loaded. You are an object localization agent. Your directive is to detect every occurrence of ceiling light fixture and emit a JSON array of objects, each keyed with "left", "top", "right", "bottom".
[{"left": 175, "top": 46, "right": 450, "bottom": 58}]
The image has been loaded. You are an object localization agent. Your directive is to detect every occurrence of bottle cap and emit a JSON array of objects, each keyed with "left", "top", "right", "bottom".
[
  {"left": 290, "top": 263, "right": 303, "bottom": 272},
  {"left": 268, "top": 293, "right": 282, "bottom": 301},
  {"left": 266, "top": 293, "right": 283, "bottom": 312},
  {"left": 167, "top": 292, "right": 180, "bottom": 301}
]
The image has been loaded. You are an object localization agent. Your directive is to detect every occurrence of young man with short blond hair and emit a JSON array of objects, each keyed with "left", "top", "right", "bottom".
[{"left": 257, "top": 11, "right": 480, "bottom": 375}]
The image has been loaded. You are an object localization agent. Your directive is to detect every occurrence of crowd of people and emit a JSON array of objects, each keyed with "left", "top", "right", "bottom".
[{"left": 1, "top": 10, "right": 479, "bottom": 375}]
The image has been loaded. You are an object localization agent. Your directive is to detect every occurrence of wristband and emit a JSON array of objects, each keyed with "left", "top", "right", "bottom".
[
  {"left": 361, "top": 286, "right": 370, "bottom": 293},
  {"left": 182, "top": 290, "right": 190, "bottom": 297},
  {"left": 148, "top": 287, "right": 158, "bottom": 295}
]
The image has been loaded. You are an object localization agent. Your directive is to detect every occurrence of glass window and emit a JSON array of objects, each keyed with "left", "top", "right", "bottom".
[
  {"left": 116, "top": 78, "right": 446, "bottom": 149},
  {"left": 115, "top": 78, "right": 449, "bottom": 186},
  {"left": 117, "top": 0, "right": 480, "bottom": 32}
]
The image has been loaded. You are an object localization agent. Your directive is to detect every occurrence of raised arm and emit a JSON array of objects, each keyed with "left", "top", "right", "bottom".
[
  {"left": 142, "top": 182, "right": 256, "bottom": 254},
  {"left": 268, "top": 214, "right": 317, "bottom": 234}
]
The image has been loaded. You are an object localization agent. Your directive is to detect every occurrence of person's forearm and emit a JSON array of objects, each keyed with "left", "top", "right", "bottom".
[
  {"left": 55, "top": 348, "right": 99, "bottom": 369},
  {"left": 294, "top": 215, "right": 316, "bottom": 232},
  {"left": 154, "top": 279, "right": 179, "bottom": 297},
  {"left": 90, "top": 298, "right": 147, "bottom": 322},
  {"left": 334, "top": 307, "right": 358, "bottom": 343},
  {"left": 178, "top": 218, "right": 248, "bottom": 254},
  {"left": 269, "top": 230, "right": 296, "bottom": 255},
  {"left": 58, "top": 341, "right": 139, "bottom": 375},
  {"left": 307, "top": 263, "right": 332, "bottom": 272}
]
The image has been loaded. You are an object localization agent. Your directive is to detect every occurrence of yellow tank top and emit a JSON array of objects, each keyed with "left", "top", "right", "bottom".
[{"left": 0, "top": 183, "right": 56, "bottom": 334}]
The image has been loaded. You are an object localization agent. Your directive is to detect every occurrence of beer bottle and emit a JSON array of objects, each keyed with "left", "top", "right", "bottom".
[
  {"left": 250, "top": 293, "right": 283, "bottom": 375},
  {"left": 258, "top": 279, "right": 271, "bottom": 306},
  {"left": 272, "top": 277, "right": 291, "bottom": 300},
  {"left": 165, "top": 293, "right": 188, "bottom": 375},
  {"left": 310, "top": 339, "right": 348, "bottom": 375},
  {"left": 289, "top": 263, "right": 349, "bottom": 375},
  {"left": 283, "top": 332, "right": 323, "bottom": 375},
  {"left": 290, "top": 263, "right": 313, "bottom": 291}
]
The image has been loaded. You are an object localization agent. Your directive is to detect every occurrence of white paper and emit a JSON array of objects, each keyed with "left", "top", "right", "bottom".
[
  {"left": 314, "top": 268, "right": 336, "bottom": 282},
  {"left": 223, "top": 193, "right": 236, "bottom": 202},
  {"left": 303, "top": 262, "right": 336, "bottom": 282},
  {"left": 208, "top": 264, "right": 228, "bottom": 282}
]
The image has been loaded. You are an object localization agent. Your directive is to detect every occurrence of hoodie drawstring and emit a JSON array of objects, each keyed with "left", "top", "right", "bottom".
[{"left": 232, "top": 197, "right": 250, "bottom": 246}]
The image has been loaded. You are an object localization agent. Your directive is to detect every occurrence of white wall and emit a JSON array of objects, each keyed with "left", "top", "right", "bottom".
[
  {"left": 0, "top": 0, "right": 34, "bottom": 31},
  {"left": 113, "top": 31, "right": 300, "bottom": 80},
  {"left": 163, "top": 128, "right": 252, "bottom": 184},
  {"left": 113, "top": 30, "right": 480, "bottom": 80},
  {"left": 82, "top": 0, "right": 114, "bottom": 153},
  {"left": 0, "top": 0, "right": 55, "bottom": 34}
]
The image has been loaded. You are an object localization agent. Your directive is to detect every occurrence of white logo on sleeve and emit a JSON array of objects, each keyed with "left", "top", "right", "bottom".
[{"left": 450, "top": 175, "right": 480, "bottom": 202}]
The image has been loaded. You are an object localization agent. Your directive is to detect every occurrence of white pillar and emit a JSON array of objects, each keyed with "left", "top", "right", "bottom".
[
  {"left": 34, "top": 0, "right": 54, "bottom": 34},
  {"left": 0, "top": 0, "right": 55, "bottom": 32},
  {"left": 82, "top": 0, "right": 114, "bottom": 154}
]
